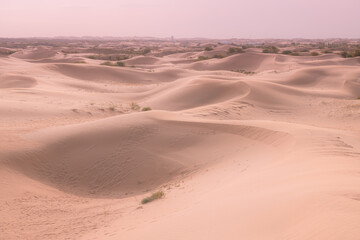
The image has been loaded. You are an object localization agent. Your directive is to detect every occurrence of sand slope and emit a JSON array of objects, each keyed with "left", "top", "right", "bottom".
[{"left": 1, "top": 46, "right": 360, "bottom": 240}]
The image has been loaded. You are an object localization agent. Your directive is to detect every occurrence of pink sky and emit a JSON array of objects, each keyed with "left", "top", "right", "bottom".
[{"left": 1, "top": 0, "right": 359, "bottom": 38}]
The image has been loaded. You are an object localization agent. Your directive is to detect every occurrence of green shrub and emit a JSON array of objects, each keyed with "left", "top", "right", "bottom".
[
  {"left": 101, "top": 61, "right": 113, "bottom": 66},
  {"left": 205, "top": 46, "right": 213, "bottom": 51},
  {"left": 142, "top": 48, "right": 151, "bottom": 55},
  {"left": 262, "top": 46, "right": 279, "bottom": 53},
  {"left": 130, "top": 102, "right": 140, "bottom": 111},
  {"left": 117, "top": 61, "right": 125, "bottom": 67},
  {"left": 228, "top": 47, "right": 244, "bottom": 54},
  {"left": 141, "top": 107, "right": 152, "bottom": 111},
  {"left": 101, "top": 61, "right": 125, "bottom": 67},
  {"left": 310, "top": 51, "right": 319, "bottom": 56},
  {"left": 212, "top": 54, "right": 224, "bottom": 59},
  {"left": 196, "top": 56, "right": 210, "bottom": 61},
  {"left": 322, "top": 49, "right": 333, "bottom": 53},
  {"left": 141, "top": 191, "right": 165, "bottom": 204},
  {"left": 281, "top": 50, "right": 292, "bottom": 55},
  {"left": 341, "top": 51, "right": 351, "bottom": 58},
  {"left": 231, "top": 69, "right": 255, "bottom": 75}
]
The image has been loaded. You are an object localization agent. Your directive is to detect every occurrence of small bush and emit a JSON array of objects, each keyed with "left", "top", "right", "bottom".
[
  {"left": 322, "top": 49, "right": 333, "bottom": 54},
  {"left": 205, "top": 46, "right": 213, "bottom": 51},
  {"left": 141, "top": 107, "right": 152, "bottom": 111},
  {"left": 130, "top": 102, "right": 140, "bottom": 111},
  {"left": 228, "top": 47, "right": 244, "bottom": 54},
  {"left": 117, "top": 61, "right": 125, "bottom": 67},
  {"left": 281, "top": 50, "right": 292, "bottom": 55},
  {"left": 101, "top": 61, "right": 113, "bottom": 66},
  {"left": 310, "top": 51, "right": 319, "bottom": 56},
  {"left": 231, "top": 69, "right": 255, "bottom": 75},
  {"left": 262, "top": 46, "right": 279, "bottom": 53},
  {"left": 343, "top": 50, "right": 360, "bottom": 58},
  {"left": 196, "top": 56, "right": 210, "bottom": 61},
  {"left": 101, "top": 61, "right": 125, "bottom": 67},
  {"left": 141, "top": 191, "right": 165, "bottom": 204},
  {"left": 212, "top": 54, "right": 224, "bottom": 59},
  {"left": 142, "top": 48, "right": 151, "bottom": 55}
]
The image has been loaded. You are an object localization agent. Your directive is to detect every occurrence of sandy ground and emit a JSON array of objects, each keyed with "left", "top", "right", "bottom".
[{"left": 1, "top": 42, "right": 360, "bottom": 240}]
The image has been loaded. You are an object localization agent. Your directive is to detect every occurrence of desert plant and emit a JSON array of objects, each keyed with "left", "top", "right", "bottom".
[
  {"left": 228, "top": 47, "right": 244, "bottom": 54},
  {"left": 310, "top": 51, "right": 319, "bottom": 56},
  {"left": 142, "top": 48, "right": 151, "bottom": 55},
  {"left": 130, "top": 102, "right": 140, "bottom": 111},
  {"left": 141, "top": 107, "right": 152, "bottom": 111},
  {"left": 262, "top": 46, "right": 279, "bottom": 53},
  {"left": 196, "top": 56, "right": 210, "bottom": 61},
  {"left": 204, "top": 46, "right": 213, "bottom": 51},
  {"left": 141, "top": 191, "right": 165, "bottom": 204},
  {"left": 116, "top": 61, "right": 125, "bottom": 67},
  {"left": 281, "top": 50, "right": 292, "bottom": 55},
  {"left": 101, "top": 61, "right": 125, "bottom": 67},
  {"left": 212, "top": 54, "right": 224, "bottom": 59},
  {"left": 101, "top": 61, "right": 113, "bottom": 66},
  {"left": 231, "top": 69, "right": 255, "bottom": 75},
  {"left": 108, "top": 103, "right": 116, "bottom": 111}
]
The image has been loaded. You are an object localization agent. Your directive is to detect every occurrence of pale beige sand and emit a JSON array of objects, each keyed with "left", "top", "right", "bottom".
[{"left": 1, "top": 44, "right": 360, "bottom": 240}]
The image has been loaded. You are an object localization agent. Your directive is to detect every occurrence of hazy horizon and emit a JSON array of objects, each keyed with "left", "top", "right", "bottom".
[{"left": 1, "top": 0, "right": 360, "bottom": 39}]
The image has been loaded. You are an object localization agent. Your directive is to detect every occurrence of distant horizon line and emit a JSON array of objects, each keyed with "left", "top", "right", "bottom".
[{"left": 1, "top": 36, "right": 359, "bottom": 41}]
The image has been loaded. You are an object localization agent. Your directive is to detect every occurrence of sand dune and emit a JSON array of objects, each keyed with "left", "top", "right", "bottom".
[
  {"left": 124, "top": 56, "right": 161, "bottom": 65},
  {"left": 188, "top": 52, "right": 281, "bottom": 72},
  {"left": 5, "top": 111, "right": 290, "bottom": 198},
  {"left": 1, "top": 41, "right": 360, "bottom": 240},
  {"left": 12, "top": 47, "right": 58, "bottom": 60},
  {"left": 147, "top": 78, "right": 250, "bottom": 110},
  {"left": 47, "top": 63, "right": 188, "bottom": 84},
  {"left": 0, "top": 74, "right": 37, "bottom": 88}
]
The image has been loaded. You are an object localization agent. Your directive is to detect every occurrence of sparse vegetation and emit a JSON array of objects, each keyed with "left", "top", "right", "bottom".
[
  {"left": 341, "top": 50, "right": 360, "bottom": 58},
  {"left": 212, "top": 54, "right": 224, "bottom": 59},
  {"left": 130, "top": 102, "right": 140, "bottom": 111},
  {"left": 142, "top": 48, "right": 151, "bottom": 55},
  {"left": 228, "top": 47, "right": 244, "bottom": 54},
  {"left": 262, "top": 46, "right": 280, "bottom": 53},
  {"left": 281, "top": 50, "right": 292, "bottom": 55},
  {"left": 204, "top": 46, "right": 214, "bottom": 51},
  {"left": 310, "top": 51, "right": 319, "bottom": 56},
  {"left": 231, "top": 69, "right": 255, "bottom": 75},
  {"left": 87, "top": 55, "right": 129, "bottom": 61},
  {"left": 116, "top": 61, "right": 125, "bottom": 67},
  {"left": 195, "top": 54, "right": 224, "bottom": 61},
  {"left": 196, "top": 56, "right": 210, "bottom": 61},
  {"left": 101, "top": 61, "right": 125, "bottom": 67},
  {"left": 141, "top": 191, "right": 165, "bottom": 204},
  {"left": 141, "top": 107, "right": 152, "bottom": 111}
]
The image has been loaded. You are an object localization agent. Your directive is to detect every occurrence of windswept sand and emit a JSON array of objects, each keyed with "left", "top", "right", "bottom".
[{"left": 1, "top": 41, "right": 360, "bottom": 240}]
